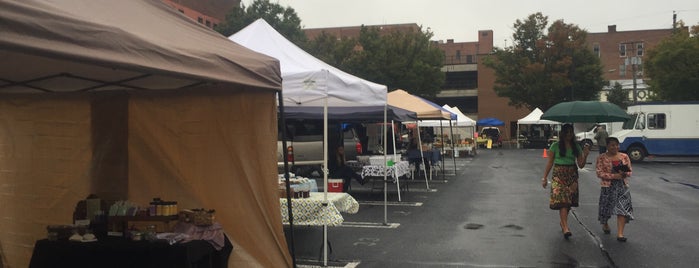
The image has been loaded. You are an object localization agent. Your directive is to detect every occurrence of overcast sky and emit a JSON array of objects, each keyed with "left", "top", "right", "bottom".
[{"left": 244, "top": 0, "right": 699, "bottom": 47}]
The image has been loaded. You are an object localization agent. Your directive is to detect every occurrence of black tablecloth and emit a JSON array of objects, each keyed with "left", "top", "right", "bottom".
[{"left": 29, "top": 236, "right": 232, "bottom": 268}]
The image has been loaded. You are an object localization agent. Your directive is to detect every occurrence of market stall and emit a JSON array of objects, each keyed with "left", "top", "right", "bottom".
[
  {"left": 230, "top": 19, "right": 393, "bottom": 265},
  {"left": 0, "top": 1, "right": 288, "bottom": 267},
  {"left": 516, "top": 108, "right": 560, "bottom": 149},
  {"left": 388, "top": 89, "right": 457, "bottom": 183}
]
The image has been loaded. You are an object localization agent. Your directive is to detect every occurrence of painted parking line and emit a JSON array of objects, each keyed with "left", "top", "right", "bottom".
[
  {"left": 297, "top": 260, "right": 361, "bottom": 268},
  {"left": 357, "top": 201, "right": 423, "bottom": 206},
  {"left": 340, "top": 222, "right": 401, "bottom": 229}
]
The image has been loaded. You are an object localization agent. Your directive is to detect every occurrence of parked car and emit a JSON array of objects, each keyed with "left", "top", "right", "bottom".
[
  {"left": 277, "top": 120, "right": 362, "bottom": 177},
  {"left": 479, "top": 127, "right": 503, "bottom": 148}
]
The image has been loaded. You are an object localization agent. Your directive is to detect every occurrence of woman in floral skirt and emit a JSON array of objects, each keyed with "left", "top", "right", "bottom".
[
  {"left": 542, "top": 124, "right": 590, "bottom": 239},
  {"left": 595, "top": 137, "right": 634, "bottom": 242}
]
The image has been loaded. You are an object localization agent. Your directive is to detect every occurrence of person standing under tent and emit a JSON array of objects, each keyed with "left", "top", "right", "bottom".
[{"left": 329, "top": 145, "right": 364, "bottom": 192}]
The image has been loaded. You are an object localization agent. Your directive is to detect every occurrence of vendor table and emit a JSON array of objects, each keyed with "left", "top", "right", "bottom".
[
  {"left": 29, "top": 235, "right": 232, "bottom": 268},
  {"left": 280, "top": 192, "right": 359, "bottom": 226},
  {"left": 360, "top": 160, "right": 410, "bottom": 181},
  {"left": 360, "top": 160, "right": 411, "bottom": 201}
]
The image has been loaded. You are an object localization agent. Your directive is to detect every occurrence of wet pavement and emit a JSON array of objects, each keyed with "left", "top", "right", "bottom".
[{"left": 291, "top": 148, "right": 699, "bottom": 267}]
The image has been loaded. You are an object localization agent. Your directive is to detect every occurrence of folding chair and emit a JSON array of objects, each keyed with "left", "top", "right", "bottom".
[{"left": 429, "top": 150, "right": 442, "bottom": 180}]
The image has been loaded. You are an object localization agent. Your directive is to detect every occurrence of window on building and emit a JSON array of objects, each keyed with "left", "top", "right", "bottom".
[
  {"left": 481, "top": 32, "right": 489, "bottom": 36},
  {"left": 456, "top": 50, "right": 461, "bottom": 61},
  {"left": 178, "top": 9, "right": 184, "bottom": 13},
  {"left": 205, "top": 20, "right": 211, "bottom": 27},
  {"left": 466, "top": 55, "right": 474, "bottom": 64},
  {"left": 197, "top": 17, "right": 203, "bottom": 23},
  {"left": 619, "top": 44, "right": 626, "bottom": 57},
  {"left": 647, "top": 113, "right": 666, "bottom": 129},
  {"left": 593, "top": 43, "right": 600, "bottom": 57},
  {"left": 619, "top": 64, "right": 626, "bottom": 77},
  {"left": 636, "top": 43, "right": 644, "bottom": 56}
]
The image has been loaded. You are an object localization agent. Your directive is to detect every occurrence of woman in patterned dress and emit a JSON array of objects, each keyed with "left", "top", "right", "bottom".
[
  {"left": 542, "top": 124, "right": 590, "bottom": 239},
  {"left": 595, "top": 137, "right": 634, "bottom": 242}
]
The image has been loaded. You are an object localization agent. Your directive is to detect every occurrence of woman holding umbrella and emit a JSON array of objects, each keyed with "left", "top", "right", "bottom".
[{"left": 542, "top": 124, "right": 590, "bottom": 239}]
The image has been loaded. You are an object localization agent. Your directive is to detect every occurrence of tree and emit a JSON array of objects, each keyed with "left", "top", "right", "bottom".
[
  {"left": 301, "top": 31, "right": 356, "bottom": 68},
  {"left": 305, "top": 26, "right": 445, "bottom": 97},
  {"left": 644, "top": 24, "right": 699, "bottom": 101},
  {"left": 606, "top": 82, "right": 631, "bottom": 109},
  {"left": 214, "top": 0, "right": 306, "bottom": 45},
  {"left": 483, "top": 13, "right": 605, "bottom": 111}
]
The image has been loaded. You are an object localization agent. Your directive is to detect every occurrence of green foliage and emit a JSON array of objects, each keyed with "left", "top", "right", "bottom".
[
  {"left": 305, "top": 26, "right": 445, "bottom": 97},
  {"left": 483, "top": 12, "right": 605, "bottom": 111},
  {"left": 606, "top": 82, "right": 631, "bottom": 109},
  {"left": 214, "top": 0, "right": 306, "bottom": 45},
  {"left": 301, "top": 32, "right": 356, "bottom": 68},
  {"left": 645, "top": 26, "right": 699, "bottom": 101}
]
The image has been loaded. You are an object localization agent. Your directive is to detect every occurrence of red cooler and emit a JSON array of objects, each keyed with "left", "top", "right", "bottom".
[{"left": 327, "top": 179, "right": 344, "bottom": 192}]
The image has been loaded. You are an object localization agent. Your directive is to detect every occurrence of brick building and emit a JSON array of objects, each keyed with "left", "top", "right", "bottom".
[
  {"left": 160, "top": 0, "right": 239, "bottom": 29},
  {"left": 588, "top": 25, "right": 679, "bottom": 102}
]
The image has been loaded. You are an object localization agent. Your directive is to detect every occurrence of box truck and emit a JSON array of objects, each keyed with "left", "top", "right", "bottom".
[{"left": 612, "top": 102, "right": 699, "bottom": 162}]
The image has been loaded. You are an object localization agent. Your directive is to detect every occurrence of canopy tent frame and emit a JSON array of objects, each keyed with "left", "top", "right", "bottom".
[
  {"left": 0, "top": 1, "right": 287, "bottom": 267},
  {"left": 231, "top": 19, "right": 400, "bottom": 266}
]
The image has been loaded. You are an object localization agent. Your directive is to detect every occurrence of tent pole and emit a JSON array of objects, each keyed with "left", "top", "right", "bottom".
[
  {"left": 449, "top": 119, "right": 456, "bottom": 179},
  {"left": 416, "top": 123, "right": 429, "bottom": 189},
  {"left": 384, "top": 105, "right": 389, "bottom": 224},
  {"left": 278, "top": 91, "right": 297, "bottom": 267},
  {"left": 322, "top": 75, "right": 328, "bottom": 267}
]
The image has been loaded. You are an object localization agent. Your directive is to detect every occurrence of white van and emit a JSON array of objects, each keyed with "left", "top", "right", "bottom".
[
  {"left": 575, "top": 122, "right": 623, "bottom": 147},
  {"left": 612, "top": 102, "right": 699, "bottom": 161}
]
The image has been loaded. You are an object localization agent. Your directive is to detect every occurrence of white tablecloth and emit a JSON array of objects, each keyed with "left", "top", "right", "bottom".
[
  {"left": 360, "top": 160, "right": 410, "bottom": 181},
  {"left": 280, "top": 192, "right": 359, "bottom": 226}
]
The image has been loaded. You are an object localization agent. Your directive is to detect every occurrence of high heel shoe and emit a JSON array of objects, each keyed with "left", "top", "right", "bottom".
[
  {"left": 560, "top": 223, "right": 572, "bottom": 239},
  {"left": 602, "top": 225, "right": 611, "bottom": 234},
  {"left": 617, "top": 236, "right": 627, "bottom": 242}
]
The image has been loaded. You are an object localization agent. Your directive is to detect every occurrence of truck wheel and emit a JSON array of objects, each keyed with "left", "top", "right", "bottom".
[
  {"left": 627, "top": 146, "right": 645, "bottom": 162},
  {"left": 582, "top": 140, "right": 593, "bottom": 148}
]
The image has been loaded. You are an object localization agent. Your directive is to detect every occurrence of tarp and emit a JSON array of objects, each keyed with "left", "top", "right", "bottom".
[
  {"left": 517, "top": 108, "right": 559, "bottom": 125},
  {"left": 0, "top": 1, "right": 290, "bottom": 267},
  {"left": 283, "top": 105, "right": 416, "bottom": 122},
  {"left": 476, "top": 117, "right": 505, "bottom": 126},
  {"left": 420, "top": 105, "right": 476, "bottom": 127},
  {"left": 230, "top": 19, "right": 387, "bottom": 108},
  {"left": 387, "top": 89, "right": 454, "bottom": 120}
]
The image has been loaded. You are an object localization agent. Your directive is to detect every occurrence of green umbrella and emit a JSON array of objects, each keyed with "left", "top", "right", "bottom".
[{"left": 541, "top": 101, "right": 630, "bottom": 123}]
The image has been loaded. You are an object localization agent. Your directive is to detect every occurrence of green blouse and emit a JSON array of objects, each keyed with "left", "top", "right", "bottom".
[{"left": 549, "top": 141, "right": 581, "bottom": 165}]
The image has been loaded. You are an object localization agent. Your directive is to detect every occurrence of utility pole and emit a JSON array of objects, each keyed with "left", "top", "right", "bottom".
[{"left": 620, "top": 41, "right": 642, "bottom": 104}]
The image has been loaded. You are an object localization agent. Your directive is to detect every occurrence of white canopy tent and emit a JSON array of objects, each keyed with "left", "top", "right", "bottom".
[
  {"left": 421, "top": 105, "right": 477, "bottom": 157},
  {"left": 230, "top": 19, "right": 392, "bottom": 265},
  {"left": 517, "top": 108, "right": 560, "bottom": 148}
]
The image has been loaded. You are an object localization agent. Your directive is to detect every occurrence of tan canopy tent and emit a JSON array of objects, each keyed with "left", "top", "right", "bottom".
[
  {"left": 0, "top": 1, "right": 291, "bottom": 267},
  {"left": 387, "top": 89, "right": 452, "bottom": 120}
]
